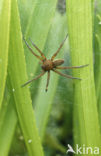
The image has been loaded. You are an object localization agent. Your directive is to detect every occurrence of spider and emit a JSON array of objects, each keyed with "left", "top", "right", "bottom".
[{"left": 22, "top": 35, "right": 88, "bottom": 91}]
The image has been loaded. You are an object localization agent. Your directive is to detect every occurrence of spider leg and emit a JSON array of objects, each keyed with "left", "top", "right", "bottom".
[
  {"left": 51, "top": 34, "right": 68, "bottom": 61},
  {"left": 23, "top": 37, "right": 43, "bottom": 61},
  {"left": 45, "top": 71, "right": 50, "bottom": 92},
  {"left": 29, "top": 38, "right": 46, "bottom": 60},
  {"left": 52, "top": 69, "right": 81, "bottom": 80},
  {"left": 56, "top": 64, "right": 89, "bottom": 69},
  {"left": 21, "top": 71, "right": 46, "bottom": 87}
]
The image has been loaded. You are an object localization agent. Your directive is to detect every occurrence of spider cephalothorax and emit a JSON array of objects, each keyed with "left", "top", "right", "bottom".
[{"left": 22, "top": 35, "right": 88, "bottom": 91}]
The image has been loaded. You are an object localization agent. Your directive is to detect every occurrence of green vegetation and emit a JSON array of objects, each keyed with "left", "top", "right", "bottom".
[
  {"left": 66, "top": 0, "right": 101, "bottom": 155},
  {"left": 0, "top": 0, "right": 101, "bottom": 155}
]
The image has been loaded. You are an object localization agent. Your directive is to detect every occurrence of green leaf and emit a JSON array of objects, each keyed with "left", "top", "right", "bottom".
[
  {"left": 0, "top": 95, "right": 17, "bottom": 156},
  {"left": 8, "top": 0, "right": 44, "bottom": 155},
  {"left": 24, "top": 0, "right": 58, "bottom": 79},
  {"left": 0, "top": 0, "right": 11, "bottom": 109},
  {"left": 0, "top": 0, "right": 3, "bottom": 13},
  {"left": 0, "top": 74, "right": 18, "bottom": 156},
  {"left": 0, "top": 0, "right": 39, "bottom": 155},
  {"left": 35, "top": 12, "right": 67, "bottom": 140},
  {"left": 17, "top": 0, "right": 36, "bottom": 34},
  {"left": 94, "top": 0, "right": 101, "bottom": 127},
  {"left": 66, "top": 0, "right": 101, "bottom": 153}
]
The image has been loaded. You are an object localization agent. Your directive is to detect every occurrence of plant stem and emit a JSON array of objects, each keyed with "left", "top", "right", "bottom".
[{"left": 66, "top": 0, "right": 101, "bottom": 154}]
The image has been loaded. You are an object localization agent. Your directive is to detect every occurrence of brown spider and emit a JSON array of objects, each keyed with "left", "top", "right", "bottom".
[{"left": 22, "top": 35, "right": 88, "bottom": 91}]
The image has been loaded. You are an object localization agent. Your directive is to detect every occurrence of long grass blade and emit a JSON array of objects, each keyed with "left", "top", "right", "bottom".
[
  {"left": 0, "top": 95, "right": 17, "bottom": 156},
  {"left": 8, "top": 0, "right": 44, "bottom": 155},
  {"left": 94, "top": 1, "right": 101, "bottom": 126},
  {"left": 17, "top": 0, "right": 37, "bottom": 34},
  {"left": 24, "top": 0, "right": 58, "bottom": 79},
  {"left": 0, "top": 0, "right": 11, "bottom": 109},
  {"left": 66, "top": 0, "right": 101, "bottom": 153}
]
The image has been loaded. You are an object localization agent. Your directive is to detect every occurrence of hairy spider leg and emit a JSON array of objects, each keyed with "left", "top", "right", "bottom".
[
  {"left": 51, "top": 34, "right": 68, "bottom": 61},
  {"left": 29, "top": 38, "right": 46, "bottom": 60},
  {"left": 46, "top": 71, "right": 50, "bottom": 92},
  {"left": 52, "top": 69, "right": 81, "bottom": 80},
  {"left": 56, "top": 64, "right": 89, "bottom": 69},
  {"left": 21, "top": 71, "right": 45, "bottom": 87},
  {"left": 23, "top": 37, "right": 43, "bottom": 61}
]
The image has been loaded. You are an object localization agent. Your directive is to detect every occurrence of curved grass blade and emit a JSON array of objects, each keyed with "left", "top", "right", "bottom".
[
  {"left": 0, "top": 95, "right": 17, "bottom": 156},
  {"left": 24, "top": 0, "right": 58, "bottom": 79},
  {"left": 17, "top": 0, "right": 37, "bottom": 34},
  {"left": 66, "top": 0, "right": 101, "bottom": 152},
  {"left": 45, "top": 133, "right": 66, "bottom": 153},
  {"left": 35, "top": 12, "right": 67, "bottom": 140},
  {"left": 0, "top": 76, "right": 18, "bottom": 156},
  {"left": 0, "top": 0, "right": 11, "bottom": 109},
  {"left": 8, "top": 0, "right": 44, "bottom": 155}
]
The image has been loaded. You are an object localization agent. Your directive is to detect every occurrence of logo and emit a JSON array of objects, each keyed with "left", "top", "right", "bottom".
[{"left": 66, "top": 144, "right": 99, "bottom": 155}]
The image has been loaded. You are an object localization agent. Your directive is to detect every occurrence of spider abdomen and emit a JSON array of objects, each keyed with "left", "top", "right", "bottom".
[
  {"left": 41, "top": 59, "right": 53, "bottom": 71},
  {"left": 53, "top": 59, "right": 64, "bottom": 67}
]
